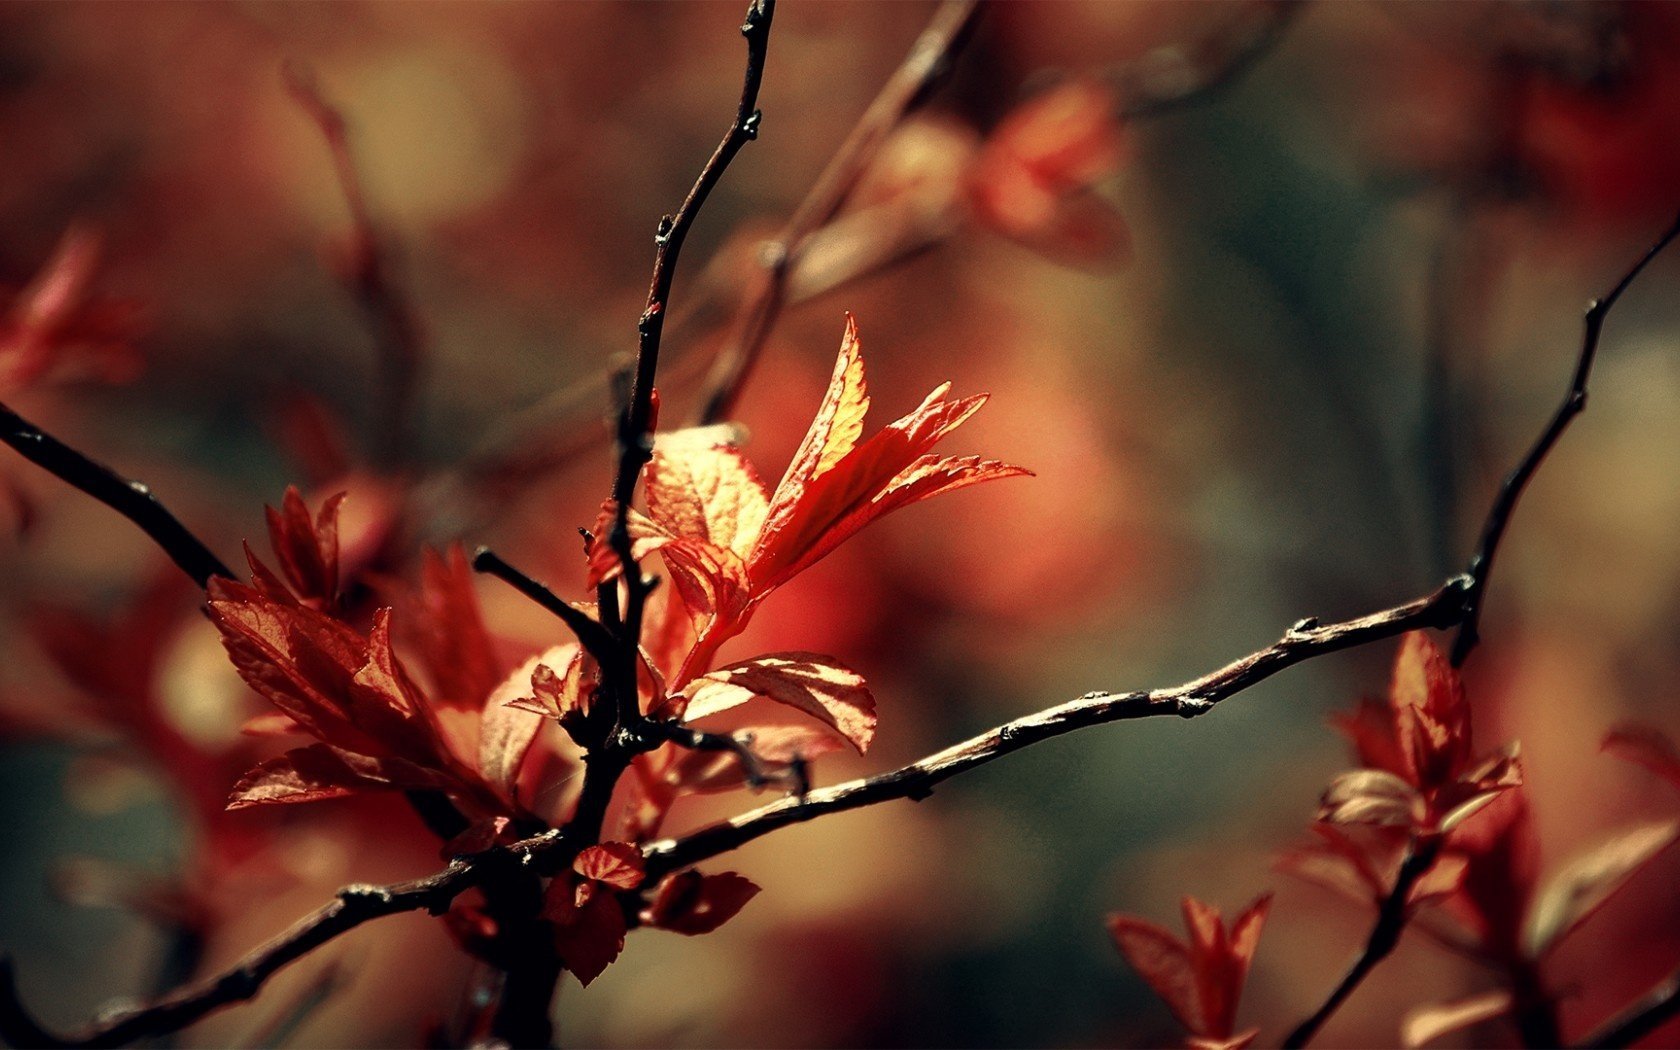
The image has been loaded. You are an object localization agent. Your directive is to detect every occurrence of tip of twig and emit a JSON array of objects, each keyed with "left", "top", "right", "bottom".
[{"left": 469, "top": 546, "right": 497, "bottom": 572}]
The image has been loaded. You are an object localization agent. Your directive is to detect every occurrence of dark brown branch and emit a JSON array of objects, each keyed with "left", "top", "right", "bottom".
[
  {"left": 0, "top": 864, "right": 478, "bottom": 1049},
  {"left": 641, "top": 580, "right": 1471, "bottom": 877},
  {"left": 600, "top": 0, "right": 775, "bottom": 742},
  {"left": 1576, "top": 966, "right": 1680, "bottom": 1048},
  {"left": 1451, "top": 207, "right": 1680, "bottom": 665},
  {"left": 1282, "top": 835, "right": 1443, "bottom": 1048},
  {"left": 282, "top": 61, "right": 426, "bottom": 468},
  {"left": 696, "top": 0, "right": 979, "bottom": 425},
  {"left": 470, "top": 546, "right": 616, "bottom": 664},
  {"left": 0, "top": 401, "right": 231, "bottom": 587}
]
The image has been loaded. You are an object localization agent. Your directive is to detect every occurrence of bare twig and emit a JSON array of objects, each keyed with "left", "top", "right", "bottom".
[
  {"left": 0, "top": 865, "right": 477, "bottom": 1049},
  {"left": 1451, "top": 207, "right": 1680, "bottom": 666},
  {"left": 1282, "top": 836, "right": 1443, "bottom": 1048},
  {"left": 1576, "top": 966, "right": 1680, "bottom": 1049},
  {"left": 282, "top": 61, "right": 426, "bottom": 468},
  {"left": 0, "top": 402, "right": 231, "bottom": 587},
  {"left": 696, "top": 0, "right": 980, "bottom": 424},
  {"left": 470, "top": 546, "right": 616, "bottom": 663},
  {"left": 641, "top": 582, "right": 1471, "bottom": 877}
]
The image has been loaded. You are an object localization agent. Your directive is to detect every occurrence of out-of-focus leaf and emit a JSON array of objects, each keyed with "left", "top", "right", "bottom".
[
  {"left": 1603, "top": 723, "right": 1680, "bottom": 792},
  {"left": 1522, "top": 818, "right": 1679, "bottom": 959},
  {"left": 643, "top": 870, "right": 760, "bottom": 935},
  {"left": 1319, "top": 768, "right": 1423, "bottom": 827},
  {"left": 1400, "top": 990, "right": 1513, "bottom": 1047}
]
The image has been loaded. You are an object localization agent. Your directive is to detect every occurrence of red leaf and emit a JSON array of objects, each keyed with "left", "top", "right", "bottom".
[
  {"left": 415, "top": 545, "right": 503, "bottom": 710},
  {"left": 263, "top": 487, "right": 346, "bottom": 607},
  {"left": 574, "top": 842, "right": 646, "bottom": 891},
  {"left": 682, "top": 652, "right": 877, "bottom": 752},
  {"left": 643, "top": 870, "right": 761, "bottom": 935},
  {"left": 0, "top": 225, "right": 142, "bottom": 392},
  {"left": 225, "top": 743, "right": 453, "bottom": 808},
  {"left": 1109, "top": 914, "right": 1204, "bottom": 1034},
  {"left": 547, "top": 881, "right": 626, "bottom": 986}
]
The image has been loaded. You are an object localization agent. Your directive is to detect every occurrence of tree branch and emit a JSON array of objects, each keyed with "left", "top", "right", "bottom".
[
  {"left": 470, "top": 546, "right": 617, "bottom": 664},
  {"left": 0, "top": 401, "right": 231, "bottom": 587},
  {"left": 696, "top": 0, "right": 979, "bottom": 425},
  {"left": 1282, "top": 836, "right": 1443, "bottom": 1048},
  {"left": 0, "top": 864, "right": 478, "bottom": 1049},
  {"left": 282, "top": 60, "right": 426, "bottom": 469},
  {"left": 1451, "top": 207, "right": 1680, "bottom": 665},
  {"left": 641, "top": 582, "right": 1470, "bottom": 877},
  {"left": 1576, "top": 966, "right": 1680, "bottom": 1049}
]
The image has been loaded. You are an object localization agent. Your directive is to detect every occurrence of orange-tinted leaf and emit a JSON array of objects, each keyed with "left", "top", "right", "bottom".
[
  {"left": 1109, "top": 914, "right": 1203, "bottom": 1034},
  {"left": 646, "top": 431, "right": 769, "bottom": 560},
  {"left": 1331, "top": 698, "right": 1409, "bottom": 779},
  {"left": 1603, "top": 723, "right": 1680, "bottom": 792},
  {"left": 478, "top": 648, "right": 566, "bottom": 798},
  {"left": 0, "top": 225, "right": 141, "bottom": 392},
  {"left": 504, "top": 646, "right": 588, "bottom": 721},
  {"left": 643, "top": 870, "right": 760, "bottom": 935},
  {"left": 575, "top": 842, "right": 646, "bottom": 891},
  {"left": 1400, "top": 991, "right": 1513, "bottom": 1048},
  {"left": 1522, "top": 818, "right": 1679, "bottom": 959},
  {"left": 682, "top": 652, "right": 876, "bottom": 752},
  {"left": 747, "top": 320, "right": 1030, "bottom": 594},
  {"left": 1390, "top": 633, "right": 1470, "bottom": 789}
]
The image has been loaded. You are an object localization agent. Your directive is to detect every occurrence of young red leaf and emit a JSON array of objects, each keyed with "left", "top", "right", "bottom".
[
  {"left": 546, "top": 880, "right": 626, "bottom": 987},
  {"left": 682, "top": 652, "right": 877, "bottom": 752},
  {"left": 574, "top": 842, "right": 646, "bottom": 891},
  {"left": 645, "top": 431, "right": 769, "bottom": 560},
  {"left": 643, "top": 870, "right": 761, "bottom": 935},
  {"left": 477, "top": 648, "right": 568, "bottom": 800},
  {"left": 1109, "top": 894, "right": 1270, "bottom": 1045},
  {"left": 1108, "top": 915, "right": 1204, "bottom": 1034},
  {"left": 226, "top": 743, "right": 453, "bottom": 809},
  {"left": 263, "top": 487, "right": 346, "bottom": 607}
]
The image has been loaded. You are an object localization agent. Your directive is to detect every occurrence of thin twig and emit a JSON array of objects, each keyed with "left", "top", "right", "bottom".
[
  {"left": 1451, "top": 206, "right": 1680, "bottom": 666},
  {"left": 642, "top": 721, "right": 775, "bottom": 790},
  {"left": 696, "top": 0, "right": 980, "bottom": 425},
  {"left": 0, "top": 865, "right": 478, "bottom": 1049},
  {"left": 1282, "top": 836, "right": 1443, "bottom": 1048},
  {"left": 1575, "top": 966, "right": 1680, "bottom": 1049},
  {"left": 0, "top": 402, "right": 231, "bottom": 587},
  {"left": 469, "top": 546, "right": 617, "bottom": 663},
  {"left": 597, "top": 0, "right": 775, "bottom": 749},
  {"left": 641, "top": 582, "right": 1471, "bottom": 877},
  {"left": 282, "top": 61, "right": 426, "bottom": 469}
]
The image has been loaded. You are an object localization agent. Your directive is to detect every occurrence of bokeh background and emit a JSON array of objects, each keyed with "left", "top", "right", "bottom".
[{"left": 3, "top": 1, "right": 1680, "bottom": 1046}]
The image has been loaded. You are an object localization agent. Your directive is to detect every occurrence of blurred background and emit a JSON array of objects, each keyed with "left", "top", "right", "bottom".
[{"left": 2, "top": 1, "right": 1680, "bottom": 1046}]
